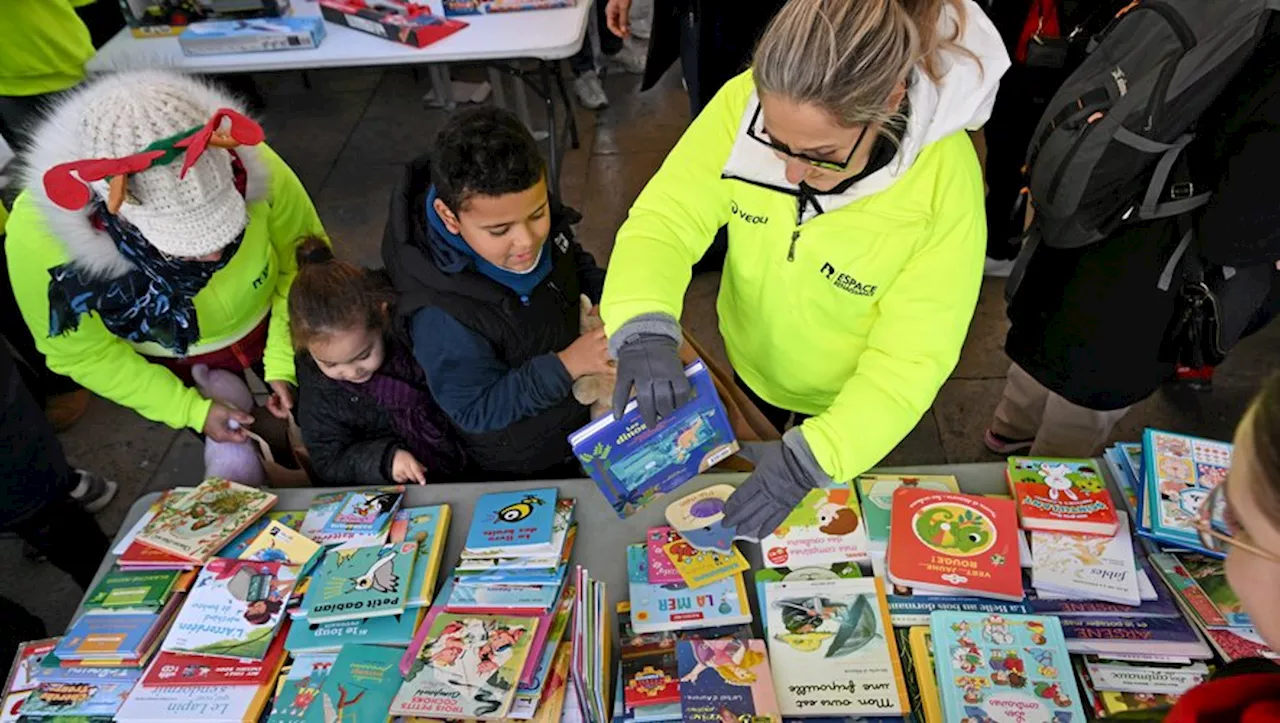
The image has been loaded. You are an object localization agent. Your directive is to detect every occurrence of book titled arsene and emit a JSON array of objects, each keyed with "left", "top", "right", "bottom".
[
  {"left": 135, "top": 479, "right": 276, "bottom": 563},
  {"left": 570, "top": 360, "right": 738, "bottom": 518},
  {"left": 1008, "top": 457, "right": 1119, "bottom": 536}
]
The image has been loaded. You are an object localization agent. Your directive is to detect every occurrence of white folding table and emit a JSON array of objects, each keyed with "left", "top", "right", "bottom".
[{"left": 87, "top": 1, "right": 590, "bottom": 193}]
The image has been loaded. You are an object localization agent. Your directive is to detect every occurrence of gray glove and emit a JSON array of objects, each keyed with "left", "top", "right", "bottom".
[
  {"left": 612, "top": 333, "right": 692, "bottom": 428},
  {"left": 722, "top": 431, "right": 828, "bottom": 540}
]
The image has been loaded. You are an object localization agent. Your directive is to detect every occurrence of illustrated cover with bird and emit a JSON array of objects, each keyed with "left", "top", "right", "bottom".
[
  {"left": 135, "top": 478, "right": 277, "bottom": 563},
  {"left": 856, "top": 474, "right": 960, "bottom": 551},
  {"left": 763, "top": 577, "right": 907, "bottom": 717},
  {"left": 625, "top": 544, "right": 751, "bottom": 636},
  {"left": 930, "top": 611, "right": 1086, "bottom": 723},
  {"left": 265, "top": 652, "right": 337, "bottom": 723},
  {"left": 1008, "top": 457, "right": 1119, "bottom": 536},
  {"left": 390, "top": 613, "right": 538, "bottom": 719},
  {"left": 326, "top": 489, "right": 405, "bottom": 532},
  {"left": 304, "top": 541, "right": 419, "bottom": 624},
  {"left": 886, "top": 487, "right": 1024, "bottom": 601},
  {"left": 458, "top": 500, "right": 576, "bottom": 568},
  {"left": 759, "top": 481, "right": 869, "bottom": 569},
  {"left": 162, "top": 558, "right": 298, "bottom": 661},
  {"left": 300, "top": 487, "right": 403, "bottom": 548},
  {"left": 302, "top": 644, "right": 402, "bottom": 723},
  {"left": 240, "top": 520, "right": 322, "bottom": 570},
  {"left": 387, "top": 506, "right": 452, "bottom": 607},
  {"left": 675, "top": 638, "right": 781, "bottom": 722},
  {"left": 464, "top": 488, "right": 561, "bottom": 557}
]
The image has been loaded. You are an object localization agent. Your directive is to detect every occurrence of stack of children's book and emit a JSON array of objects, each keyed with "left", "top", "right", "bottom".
[{"left": 1150, "top": 550, "right": 1277, "bottom": 663}]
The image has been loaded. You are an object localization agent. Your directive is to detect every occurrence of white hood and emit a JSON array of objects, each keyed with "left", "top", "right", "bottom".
[{"left": 722, "top": 0, "right": 1011, "bottom": 217}]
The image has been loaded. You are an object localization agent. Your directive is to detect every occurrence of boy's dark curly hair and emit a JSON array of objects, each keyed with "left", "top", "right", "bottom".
[{"left": 431, "top": 106, "right": 546, "bottom": 212}]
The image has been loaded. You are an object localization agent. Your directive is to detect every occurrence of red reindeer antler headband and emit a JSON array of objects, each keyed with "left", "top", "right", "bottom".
[{"left": 43, "top": 108, "right": 265, "bottom": 214}]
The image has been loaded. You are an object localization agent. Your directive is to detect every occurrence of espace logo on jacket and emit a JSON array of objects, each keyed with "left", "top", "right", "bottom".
[{"left": 821, "top": 262, "right": 877, "bottom": 297}]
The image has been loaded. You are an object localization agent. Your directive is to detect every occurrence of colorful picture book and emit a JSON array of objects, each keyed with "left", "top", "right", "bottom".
[
  {"left": 115, "top": 678, "right": 278, "bottom": 723},
  {"left": 217, "top": 510, "right": 307, "bottom": 560},
  {"left": 265, "top": 653, "right": 337, "bottom": 723},
  {"left": 759, "top": 481, "right": 869, "bottom": 568},
  {"left": 930, "top": 612, "right": 1086, "bottom": 723},
  {"left": 329, "top": 489, "right": 405, "bottom": 531},
  {"left": 569, "top": 566, "right": 610, "bottom": 723},
  {"left": 465, "top": 488, "right": 562, "bottom": 557},
  {"left": 570, "top": 360, "right": 739, "bottom": 518},
  {"left": 762, "top": 577, "right": 908, "bottom": 717},
  {"left": 1149, "top": 552, "right": 1251, "bottom": 628},
  {"left": 307, "top": 644, "right": 403, "bottom": 723},
  {"left": 1204, "top": 627, "right": 1278, "bottom": 662},
  {"left": 1008, "top": 457, "right": 1119, "bottom": 535},
  {"left": 85, "top": 569, "right": 181, "bottom": 612},
  {"left": 886, "top": 487, "right": 1024, "bottom": 601},
  {"left": 660, "top": 532, "right": 748, "bottom": 589},
  {"left": 389, "top": 506, "right": 451, "bottom": 607},
  {"left": 18, "top": 680, "right": 135, "bottom": 718},
  {"left": 857, "top": 474, "right": 960, "bottom": 551},
  {"left": 616, "top": 603, "right": 680, "bottom": 712},
  {"left": 144, "top": 622, "right": 288, "bottom": 687},
  {"left": 1142, "top": 429, "right": 1232, "bottom": 551},
  {"left": 907, "top": 627, "right": 943, "bottom": 723},
  {"left": 163, "top": 558, "right": 298, "bottom": 660},
  {"left": 1031, "top": 513, "right": 1141, "bottom": 606},
  {"left": 239, "top": 520, "right": 321, "bottom": 569},
  {"left": 676, "top": 639, "right": 780, "bottom": 722},
  {"left": 56, "top": 612, "right": 166, "bottom": 661},
  {"left": 135, "top": 478, "right": 276, "bottom": 563},
  {"left": 445, "top": 580, "right": 563, "bottom": 616},
  {"left": 625, "top": 544, "right": 751, "bottom": 635},
  {"left": 284, "top": 610, "right": 422, "bottom": 653},
  {"left": 457, "top": 501, "right": 575, "bottom": 570},
  {"left": 304, "top": 541, "right": 419, "bottom": 624},
  {"left": 753, "top": 563, "right": 863, "bottom": 634},
  {"left": 391, "top": 613, "right": 538, "bottom": 719},
  {"left": 514, "top": 584, "right": 576, "bottom": 708},
  {"left": 299, "top": 487, "right": 402, "bottom": 548},
  {"left": 644, "top": 528, "right": 685, "bottom": 585}
]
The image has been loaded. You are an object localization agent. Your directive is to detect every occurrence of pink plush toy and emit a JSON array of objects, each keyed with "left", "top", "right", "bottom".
[{"left": 191, "top": 364, "right": 265, "bottom": 487}]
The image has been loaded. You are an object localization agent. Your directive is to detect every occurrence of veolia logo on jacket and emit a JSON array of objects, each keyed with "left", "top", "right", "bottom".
[
  {"left": 821, "top": 262, "right": 877, "bottom": 297},
  {"left": 730, "top": 201, "right": 768, "bottom": 225}
]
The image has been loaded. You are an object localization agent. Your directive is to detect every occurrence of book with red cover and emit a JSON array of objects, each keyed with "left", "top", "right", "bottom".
[
  {"left": 141, "top": 620, "right": 289, "bottom": 687},
  {"left": 886, "top": 487, "right": 1024, "bottom": 601},
  {"left": 1007, "top": 457, "right": 1119, "bottom": 535}
]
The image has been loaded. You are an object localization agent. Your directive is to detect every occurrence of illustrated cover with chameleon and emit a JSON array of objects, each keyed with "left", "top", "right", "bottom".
[
  {"left": 569, "top": 360, "right": 739, "bottom": 518},
  {"left": 303, "top": 541, "right": 419, "bottom": 624},
  {"left": 930, "top": 611, "right": 1086, "bottom": 723}
]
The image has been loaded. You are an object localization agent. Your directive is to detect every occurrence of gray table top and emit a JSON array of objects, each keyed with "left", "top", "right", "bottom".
[{"left": 85, "top": 463, "right": 1019, "bottom": 623}]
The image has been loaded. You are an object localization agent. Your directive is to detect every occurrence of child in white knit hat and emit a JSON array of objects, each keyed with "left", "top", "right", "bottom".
[{"left": 5, "top": 69, "right": 327, "bottom": 445}]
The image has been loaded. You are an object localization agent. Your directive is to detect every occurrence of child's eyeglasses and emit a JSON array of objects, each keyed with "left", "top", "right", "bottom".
[
  {"left": 746, "top": 104, "right": 868, "bottom": 172},
  {"left": 1193, "top": 483, "right": 1280, "bottom": 564}
]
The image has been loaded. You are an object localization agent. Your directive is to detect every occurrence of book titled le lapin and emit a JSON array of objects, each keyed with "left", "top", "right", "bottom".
[{"left": 569, "top": 360, "right": 738, "bottom": 518}]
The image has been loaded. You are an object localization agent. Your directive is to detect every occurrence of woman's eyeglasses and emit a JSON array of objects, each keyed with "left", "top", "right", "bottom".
[
  {"left": 1193, "top": 483, "right": 1280, "bottom": 564},
  {"left": 746, "top": 104, "right": 868, "bottom": 172}
]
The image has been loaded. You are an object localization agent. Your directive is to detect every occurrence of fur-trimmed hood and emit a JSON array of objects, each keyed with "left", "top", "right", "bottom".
[{"left": 19, "top": 70, "right": 271, "bottom": 280}]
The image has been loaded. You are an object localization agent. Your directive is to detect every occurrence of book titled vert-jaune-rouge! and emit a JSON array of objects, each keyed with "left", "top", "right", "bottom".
[
  {"left": 135, "top": 478, "right": 276, "bottom": 563},
  {"left": 569, "top": 360, "right": 739, "bottom": 518},
  {"left": 1008, "top": 457, "right": 1119, "bottom": 536}
]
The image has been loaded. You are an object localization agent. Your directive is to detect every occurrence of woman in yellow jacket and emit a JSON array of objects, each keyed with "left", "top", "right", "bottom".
[
  {"left": 6, "top": 70, "right": 325, "bottom": 443},
  {"left": 602, "top": 0, "right": 1010, "bottom": 537}
]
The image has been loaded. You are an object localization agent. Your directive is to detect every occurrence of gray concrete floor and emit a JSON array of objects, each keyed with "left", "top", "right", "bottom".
[{"left": 4, "top": 63, "right": 1277, "bottom": 637}]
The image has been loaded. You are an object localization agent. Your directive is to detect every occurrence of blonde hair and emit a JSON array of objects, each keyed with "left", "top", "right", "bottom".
[{"left": 754, "top": 0, "right": 969, "bottom": 129}]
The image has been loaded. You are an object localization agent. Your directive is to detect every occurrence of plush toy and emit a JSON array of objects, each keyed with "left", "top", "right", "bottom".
[
  {"left": 191, "top": 364, "right": 266, "bottom": 486},
  {"left": 571, "top": 294, "right": 616, "bottom": 419}
]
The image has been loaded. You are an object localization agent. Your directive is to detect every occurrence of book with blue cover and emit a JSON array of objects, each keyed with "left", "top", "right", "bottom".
[
  {"left": 55, "top": 612, "right": 159, "bottom": 660},
  {"left": 304, "top": 541, "right": 419, "bottom": 624},
  {"left": 18, "top": 680, "right": 135, "bottom": 718},
  {"left": 306, "top": 644, "right": 403, "bottom": 723},
  {"left": 458, "top": 500, "right": 576, "bottom": 568},
  {"left": 625, "top": 544, "right": 750, "bottom": 635},
  {"left": 327, "top": 490, "right": 405, "bottom": 533},
  {"left": 569, "top": 360, "right": 739, "bottom": 518},
  {"left": 444, "top": 581, "right": 563, "bottom": 614},
  {"left": 266, "top": 653, "right": 337, "bottom": 723},
  {"left": 931, "top": 611, "right": 1086, "bottom": 723},
  {"left": 464, "top": 488, "right": 561, "bottom": 556},
  {"left": 285, "top": 610, "right": 423, "bottom": 653},
  {"left": 1141, "top": 429, "right": 1231, "bottom": 555}
]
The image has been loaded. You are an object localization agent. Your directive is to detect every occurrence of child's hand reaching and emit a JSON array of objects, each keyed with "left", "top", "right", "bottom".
[
  {"left": 557, "top": 327, "right": 613, "bottom": 380},
  {"left": 391, "top": 449, "right": 428, "bottom": 485},
  {"left": 265, "top": 380, "right": 295, "bottom": 419}
]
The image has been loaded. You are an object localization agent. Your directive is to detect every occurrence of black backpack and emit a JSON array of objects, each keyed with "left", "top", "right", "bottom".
[{"left": 1024, "top": 0, "right": 1279, "bottom": 250}]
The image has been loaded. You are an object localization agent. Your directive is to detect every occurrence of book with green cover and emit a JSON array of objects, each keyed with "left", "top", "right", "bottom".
[
  {"left": 85, "top": 568, "right": 180, "bottom": 611},
  {"left": 304, "top": 541, "right": 419, "bottom": 624},
  {"left": 305, "top": 644, "right": 403, "bottom": 723},
  {"left": 266, "top": 653, "right": 337, "bottom": 723},
  {"left": 856, "top": 473, "right": 960, "bottom": 550},
  {"left": 389, "top": 506, "right": 451, "bottom": 607}
]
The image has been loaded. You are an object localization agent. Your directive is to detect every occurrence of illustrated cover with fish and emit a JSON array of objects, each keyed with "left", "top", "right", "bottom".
[
  {"left": 390, "top": 613, "right": 538, "bottom": 719},
  {"left": 265, "top": 653, "right": 337, "bottom": 723},
  {"left": 661, "top": 532, "right": 749, "bottom": 589},
  {"left": 626, "top": 544, "right": 751, "bottom": 635},
  {"left": 285, "top": 610, "right": 422, "bottom": 653},
  {"left": 162, "top": 558, "right": 298, "bottom": 660},
  {"left": 387, "top": 505, "right": 452, "bottom": 607},
  {"left": 676, "top": 639, "right": 780, "bottom": 722},
  {"left": 760, "top": 481, "right": 869, "bottom": 569},
  {"left": 569, "top": 360, "right": 739, "bottom": 519},
  {"left": 304, "top": 541, "right": 419, "bottom": 624},
  {"left": 305, "top": 644, "right": 403, "bottom": 723},
  {"left": 930, "top": 611, "right": 1086, "bottom": 723},
  {"left": 135, "top": 478, "right": 277, "bottom": 563},
  {"left": 326, "top": 489, "right": 405, "bottom": 531},
  {"left": 145, "top": 621, "right": 288, "bottom": 687},
  {"left": 240, "top": 520, "right": 321, "bottom": 569},
  {"left": 762, "top": 577, "right": 908, "bottom": 717},
  {"left": 1031, "top": 513, "right": 1141, "bottom": 606},
  {"left": 1008, "top": 457, "right": 1118, "bottom": 536},
  {"left": 887, "top": 487, "right": 1023, "bottom": 601},
  {"left": 1142, "top": 430, "right": 1232, "bottom": 551},
  {"left": 856, "top": 474, "right": 960, "bottom": 551},
  {"left": 464, "top": 488, "right": 561, "bottom": 556},
  {"left": 216, "top": 510, "right": 307, "bottom": 559},
  {"left": 459, "top": 499, "right": 576, "bottom": 566}
]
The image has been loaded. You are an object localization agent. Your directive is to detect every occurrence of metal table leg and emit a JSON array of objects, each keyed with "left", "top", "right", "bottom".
[{"left": 538, "top": 60, "right": 562, "bottom": 196}]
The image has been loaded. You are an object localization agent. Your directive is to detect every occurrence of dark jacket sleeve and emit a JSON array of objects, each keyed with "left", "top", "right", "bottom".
[
  {"left": 571, "top": 239, "right": 607, "bottom": 305},
  {"left": 295, "top": 364, "right": 399, "bottom": 486},
  {"left": 410, "top": 307, "right": 574, "bottom": 434},
  {"left": 1199, "top": 126, "right": 1280, "bottom": 267}
]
